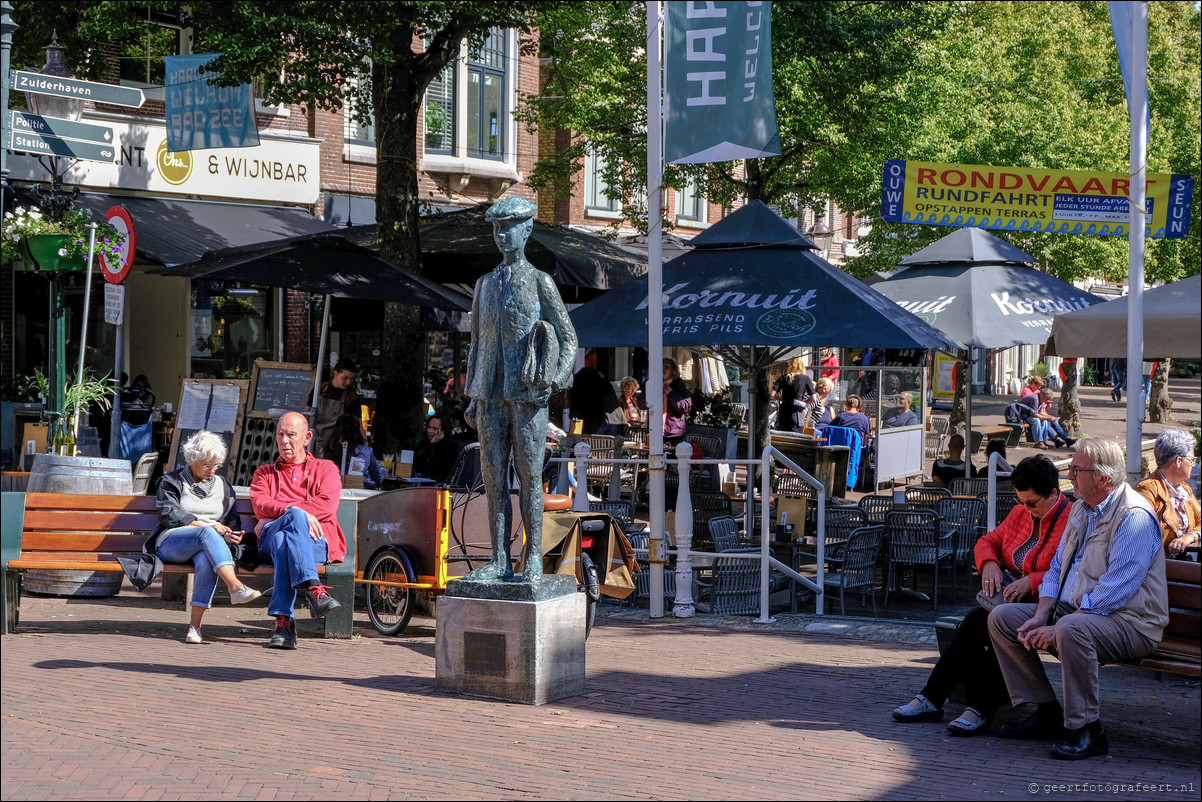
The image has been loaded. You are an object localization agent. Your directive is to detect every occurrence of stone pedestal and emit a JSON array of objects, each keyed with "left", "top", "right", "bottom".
[{"left": 435, "top": 590, "right": 586, "bottom": 705}]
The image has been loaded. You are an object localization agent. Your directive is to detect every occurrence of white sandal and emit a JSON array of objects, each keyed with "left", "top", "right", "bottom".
[
  {"left": 892, "top": 694, "right": 943, "bottom": 722},
  {"left": 947, "top": 707, "right": 988, "bottom": 736}
]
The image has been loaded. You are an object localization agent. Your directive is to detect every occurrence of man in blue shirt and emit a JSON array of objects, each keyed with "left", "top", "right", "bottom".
[
  {"left": 830, "top": 394, "right": 871, "bottom": 441},
  {"left": 987, "top": 439, "right": 1168, "bottom": 760}
]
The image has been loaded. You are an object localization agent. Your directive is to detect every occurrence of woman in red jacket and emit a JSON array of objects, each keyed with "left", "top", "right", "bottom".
[{"left": 890, "top": 455, "right": 1070, "bottom": 735}]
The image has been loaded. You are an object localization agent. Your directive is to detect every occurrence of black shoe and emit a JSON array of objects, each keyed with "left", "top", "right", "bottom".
[
  {"left": 1053, "top": 437, "right": 1067, "bottom": 448},
  {"left": 304, "top": 584, "right": 342, "bottom": 619},
  {"left": 1063, "top": 437, "right": 1076, "bottom": 448},
  {"left": 998, "top": 711, "right": 1068, "bottom": 740},
  {"left": 268, "top": 615, "right": 297, "bottom": 649},
  {"left": 1051, "top": 722, "right": 1108, "bottom": 760}
]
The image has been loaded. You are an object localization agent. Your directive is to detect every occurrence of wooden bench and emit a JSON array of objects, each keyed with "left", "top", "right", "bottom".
[
  {"left": 1119, "top": 559, "right": 1200, "bottom": 677},
  {"left": 1, "top": 491, "right": 354, "bottom": 638},
  {"left": 936, "top": 559, "right": 1201, "bottom": 681}
]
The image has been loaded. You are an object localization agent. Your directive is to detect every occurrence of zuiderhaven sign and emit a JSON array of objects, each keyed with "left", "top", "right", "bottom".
[{"left": 7, "top": 115, "right": 319, "bottom": 204}]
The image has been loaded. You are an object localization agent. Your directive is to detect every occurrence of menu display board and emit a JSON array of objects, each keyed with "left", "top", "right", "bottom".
[{"left": 248, "top": 361, "right": 315, "bottom": 417}]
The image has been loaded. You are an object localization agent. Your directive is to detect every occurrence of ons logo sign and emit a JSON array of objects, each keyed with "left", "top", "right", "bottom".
[{"left": 156, "top": 140, "right": 193, "bottom": 185}]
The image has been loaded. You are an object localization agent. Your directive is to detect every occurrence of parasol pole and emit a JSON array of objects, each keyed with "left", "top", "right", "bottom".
[
  {"left": 646, "top": 0, "right": 667, "bottom": 617},
  {"left": 309, "top": 293, "right": 332, "bottom": 440},
  {"left": 1123, "top": 2, "right": 1148, "bottom": 480},
  {"left": 73, "top": 223, "right": 99, "bottom": 439}
]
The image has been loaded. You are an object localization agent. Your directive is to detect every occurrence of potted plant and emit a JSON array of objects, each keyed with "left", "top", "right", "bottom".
[
  {"left": 2, "top": 206, "right": 126, "bottom": 273},
  {"left": 28, "top": 367, "right": 117, "bottom": 455},
  {"left": 425, "top": 100, "right": 448, "bottom": 149}
]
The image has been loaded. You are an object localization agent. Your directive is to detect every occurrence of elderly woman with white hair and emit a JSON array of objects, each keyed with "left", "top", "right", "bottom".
[
  {"left": 1135, "top": 428, "right": 1201, "bottom": 558},
  {"left": 138, "top": 430, "right": 261, "bottom": 643}
]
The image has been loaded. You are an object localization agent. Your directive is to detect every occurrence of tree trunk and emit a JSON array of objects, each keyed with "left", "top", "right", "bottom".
[
  {"left": 1058, "top": 359, "right": 1082, "bottom": 437},
  {"left": 1149, "top": 358, "right": 1174, "bottom": 423},
  {"left": 950, "top": 351, "right": 968, "bottom": 438},
  {"left": 371, "top": 58, "right": 428, "bottom": 454}
]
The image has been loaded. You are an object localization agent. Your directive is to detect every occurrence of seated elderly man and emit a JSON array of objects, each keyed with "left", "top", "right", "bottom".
[
  {"left": 1135, "top": 428, "right": 1201, "bottom": 558},
  {"left": 987, "top": 439, "right": 1168, "bottom": 760},
  {"left": 883, "top": 391, "right": 918, "bottom": 428}
]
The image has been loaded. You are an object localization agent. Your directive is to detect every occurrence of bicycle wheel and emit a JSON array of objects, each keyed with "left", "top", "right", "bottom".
[
  {"left": 365, "top": 548, "right": 416, "bottom": 636},
  {"left": 581, "top": 551, "right": 600, "bottom": 638}
]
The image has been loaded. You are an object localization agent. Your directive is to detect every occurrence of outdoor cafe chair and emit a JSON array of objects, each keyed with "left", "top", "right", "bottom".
[
  {"left": 885, "top": 508, "right": 955, "bottom": 610},
  {"left": 904, "top": 485, "right": 951, "bottom": 510},
  {"left": 694, "top": 547, "right": 762, "bottom": 615},
  {"left": 708, "top": 515, "right": 743, "bottom": 553},
  {"left": 588, "top": 500, "right": 641, "bottom": 535},
  {"left": 949, "top": 477, "right": 988, "bottom": 498},
  {"left": 627, "top": 531, "right": 676, "bottom": 605},
  {"left": 977, "top": 490, "right": 1020, "bottom": 527},
  {"left": 805, "top": 525, "right": 884, "bottom": 617},
  {"left": 937, "top": 496, "right": 987, "bottom": 572},
  {"left": 858, "top": 494, "right": 894, "bottom": 525}
]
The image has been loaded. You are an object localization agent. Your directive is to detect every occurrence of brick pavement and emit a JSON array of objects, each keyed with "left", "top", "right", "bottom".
[{"left": 3, "top": 592, "right": 1199, "bottom": 801}]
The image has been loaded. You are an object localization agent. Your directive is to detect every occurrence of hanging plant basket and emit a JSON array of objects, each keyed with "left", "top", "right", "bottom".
[{"left": 19, "top": 233, "right": 86, "bottom": 273}]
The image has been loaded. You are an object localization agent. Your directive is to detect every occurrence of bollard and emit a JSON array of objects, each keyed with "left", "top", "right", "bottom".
[
  {"left": 572, "top": 441, "right": 590, "bottom": 512},
  {"left": 673, "top": 442, "right": 695, "bottom": 617}
]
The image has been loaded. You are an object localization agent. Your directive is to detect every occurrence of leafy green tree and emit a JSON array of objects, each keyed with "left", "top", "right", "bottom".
[
  {"left": 521, "top": 1, "right": 951, "bottom": 224},
  {"left": 11, "top": 0, "right": 536, "bottom": 450},
  {"left": 850, "top": 0, "right": 1200, "bottom": 285}
]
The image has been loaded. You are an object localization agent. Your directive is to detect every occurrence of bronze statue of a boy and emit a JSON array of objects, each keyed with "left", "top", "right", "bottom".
[{"left": 462, "top": 196, "right": 577, "bottom": 583}]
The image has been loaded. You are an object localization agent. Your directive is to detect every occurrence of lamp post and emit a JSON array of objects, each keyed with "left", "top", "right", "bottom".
[
  {"left": 807, "top": 215, "right": 834, "bottom": 263},
  {"left": 1, "top": 1, "right": 17, "bottom": 222},
  {"left": 25, "top": 34, "right": 85, "bottom": 418}
]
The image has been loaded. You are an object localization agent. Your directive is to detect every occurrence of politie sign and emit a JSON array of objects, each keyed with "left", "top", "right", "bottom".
[{"left": 881, "top": 159, "right": 1193, "bottom": 239}]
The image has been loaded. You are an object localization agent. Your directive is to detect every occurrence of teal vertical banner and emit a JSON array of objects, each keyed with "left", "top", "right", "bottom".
[
  {"left": 164, "top": 54, "right": 260, "bottom": 152},
  {"left": 664, "top": 1, "right": 780, "bottom": 164}
]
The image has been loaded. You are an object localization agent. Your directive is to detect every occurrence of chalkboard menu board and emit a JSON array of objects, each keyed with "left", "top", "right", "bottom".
[
  {"left": 167, "top": 379, "right": 250, "bottom": 478},
  {"left": 248, "top": 361, "right": 315, "bottom": 417}
]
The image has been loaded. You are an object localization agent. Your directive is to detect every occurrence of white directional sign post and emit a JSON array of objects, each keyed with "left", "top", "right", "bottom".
[
  {"left": 8, "top": 110, "right": 116, "bottom": 163},
  {"left": 11, "top": 69, "right": 145, "bottom": 108}
]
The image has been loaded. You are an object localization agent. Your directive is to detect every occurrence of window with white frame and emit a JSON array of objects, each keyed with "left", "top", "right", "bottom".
[
  {"left": 675, "top": 177, "right": 706, "bottom": 223},
  {"left": 345, "top": 63, "right": 375, "bottom": 145},
  {"left": 584, "top": 149, "right": 621, "bottom": 215}
]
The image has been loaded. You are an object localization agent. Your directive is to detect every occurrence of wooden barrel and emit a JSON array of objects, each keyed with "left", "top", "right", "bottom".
[{"left": 24, "top": 453, "right": 133, "bottom": 598}]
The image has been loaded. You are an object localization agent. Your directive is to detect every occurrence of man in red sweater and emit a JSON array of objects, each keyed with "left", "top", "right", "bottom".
[{"left": 250, "top": 411, "right": 346, "bottom": 649}]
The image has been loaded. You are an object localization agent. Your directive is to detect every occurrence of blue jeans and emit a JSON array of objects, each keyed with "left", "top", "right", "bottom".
[
  {"left": 156, "top": 525, "right": 234, "bottom": 608},
  {"left": 1023, "top": 415, "right": 1048, "bottom": 443},
  {"left": 257, "top": 507, "right": 329, "bottom": 617}
]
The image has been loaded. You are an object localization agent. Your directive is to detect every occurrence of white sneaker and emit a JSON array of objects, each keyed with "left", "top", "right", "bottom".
[
  {"left": 230, "top": 586, "right": 262, "bottom": 605},
  {"left": 185, "top": 626, "right": 203, "bottom": 644}
]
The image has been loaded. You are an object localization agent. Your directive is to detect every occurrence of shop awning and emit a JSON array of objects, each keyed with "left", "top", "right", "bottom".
[{"left": 70, "top": 194, "right": 334, "bottom": 267}]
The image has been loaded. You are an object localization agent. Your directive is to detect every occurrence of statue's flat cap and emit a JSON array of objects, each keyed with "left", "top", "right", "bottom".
[{"left": 485, "top": 196, "right": 536, "bottom": 223}]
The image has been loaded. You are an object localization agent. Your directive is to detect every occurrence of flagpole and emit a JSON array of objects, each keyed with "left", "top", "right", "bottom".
[
  {"left": 1124, "top": 1, "right": 1147, "bottom": 479},
  {"left": 646, "top": 0, "right": 667, "bottom": 618}
]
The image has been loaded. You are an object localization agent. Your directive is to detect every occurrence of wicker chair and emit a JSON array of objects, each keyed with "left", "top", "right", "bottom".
[
  {"left": 774, "top": 471, "right": 819, "bottom": 534},
  {"left": 949, "top": 477, "right": 988, "bottom": 498},
  {"left": 858, "top": 494, "right": 895, "bottom": 525},
  {"left": 588, "top": 500, "right": 640, "bottom": 534},
  {"left": 937, "top": 496, "right": 987, "bottom": 571},
  {"left": 689, "top": 492, "right": 733, "bottom": 551},
  {"left": 904, "top": 485, "right": 951, "bottom": 510},
  {"left": 823, "top": 506, "right": 868, "bottom": 559},
  {"left": 977, "top": 490, "right": 1020, "bottom": 527},
  {"left": 818, "top": 525, "right": 885, "bottom": 617},
  {"left": 885, "top": 508, "right": 955, "bottom": 609},
  {"left": 707, "top": 515, "right": 743, "bottom": 552},
  {"left": 627, "top": 531, "right": 676, "bottom": 604},
  {"left": 694, "top": 547, "right": 761, "bottom": 615}
]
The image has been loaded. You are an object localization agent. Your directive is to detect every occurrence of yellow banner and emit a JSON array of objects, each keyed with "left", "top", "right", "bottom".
[
  {"left": 933, "top": 352, "right": 957, "bottom": 402},
  {"left": 881, "top": 160, "right": 1194, "bottom": 239}
]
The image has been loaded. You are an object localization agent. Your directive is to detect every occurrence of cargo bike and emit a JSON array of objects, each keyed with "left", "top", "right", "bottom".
[{"left": 353, "top": 480, "right": 639, "bottom": 636}]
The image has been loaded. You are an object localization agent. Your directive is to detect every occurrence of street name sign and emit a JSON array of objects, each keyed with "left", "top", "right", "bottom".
[
  {"left": 12, "top": 70, "right": 145, "bottom": 108},
  {"left": 8, "top": 128, "right": 116, "bottom": 163},
  {"left": 10, "top": 110, "right": 114, "bottom": 144}
]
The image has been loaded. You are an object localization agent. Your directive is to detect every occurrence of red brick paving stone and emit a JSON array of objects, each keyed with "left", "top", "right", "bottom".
[{"left": 3, "top": 593, "right": 1199, "bottom": 800}]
